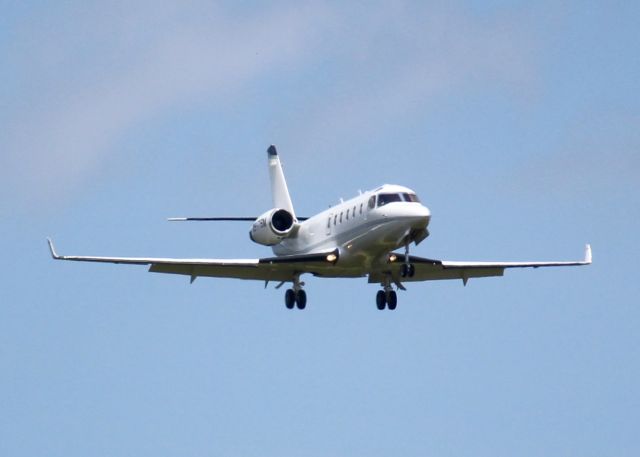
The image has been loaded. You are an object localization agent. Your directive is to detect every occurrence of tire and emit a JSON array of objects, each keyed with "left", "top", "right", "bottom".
[
  {"left": 296, "top": 290, "right": 307, "bottom": 309},
  {"left": 285, "top": 289, "right": 296, "bottom": 309},
  {"left": 387, "top": 291, "right": 397, "bottom": 310},
  {"left": 408, "top": 264, "right": 415, "bottom": 278},
  {"left": 400, "top": 264, "right": 409, "bottom": 278},
  {"left": 376, "top": 290, "right": 386, "bottom": 310}
]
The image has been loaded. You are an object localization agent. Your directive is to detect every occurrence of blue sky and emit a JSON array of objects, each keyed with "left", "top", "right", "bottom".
[{"left": 2, "top": 1, "right": 639, "bottom": 455}]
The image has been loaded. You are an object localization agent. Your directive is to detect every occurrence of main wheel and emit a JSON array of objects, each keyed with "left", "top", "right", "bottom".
[
  {"left": 295, "top": 290, "right": 307, "bottom": 309},
  {"left": 285, "top": 289, "right": 296, "bottom": 309},
  {"left": 400, "top": 263, "right": 409, "bottom": 278},
  {"left": 387, "top": 290, "right": 397, "bottom": 310},
  {"left": 376, "top": 290, "right": 386, "bottom": 310},
  {"left": 408, "top": 264, "right": 415, "bottom": 278}
]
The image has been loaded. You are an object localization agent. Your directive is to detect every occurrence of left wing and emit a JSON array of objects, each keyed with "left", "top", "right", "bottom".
[
  {"left": 47, "top": 239, "right": 338, "bottom": 283},
  {"left": 370, "top": 244, "right": 592, "bottom": 285}
]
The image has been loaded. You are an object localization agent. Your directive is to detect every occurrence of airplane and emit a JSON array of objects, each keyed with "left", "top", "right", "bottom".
[{"left": 48, "top": 145, "right": 592, "bottom": 310}]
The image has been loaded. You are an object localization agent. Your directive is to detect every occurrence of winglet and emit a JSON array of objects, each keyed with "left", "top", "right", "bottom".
[
  {"left": 584, "top": 244, "right": 592, "bottom": 264},
  {"left": 47, "top": 237, "right": 61, "bottom": 259}
]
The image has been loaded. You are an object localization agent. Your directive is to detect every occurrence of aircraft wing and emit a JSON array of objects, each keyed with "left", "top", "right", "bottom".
[
  {"left": 371, "top": 244, "right": 592, "bottom": 285},
  {"left": 47, "top": 239, "right": 338, "bottom": 283}
]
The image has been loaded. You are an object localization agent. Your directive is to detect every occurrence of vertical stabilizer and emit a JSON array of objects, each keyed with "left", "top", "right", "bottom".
[{"left": 267, "top": 145, "right": 296, "bottom": 219}]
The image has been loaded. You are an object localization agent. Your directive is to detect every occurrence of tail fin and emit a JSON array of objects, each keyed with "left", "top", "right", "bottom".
[{"left": 267, "top": 145, "right": 296, "bottom": 219}]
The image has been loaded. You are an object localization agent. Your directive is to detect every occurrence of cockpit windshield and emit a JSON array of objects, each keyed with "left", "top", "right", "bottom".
[
  {"left": 402, "top": 193, "right": 420, "bottom": 203},
  {"left": 376, "top": 192, "right": 420, "bottom": 207}
]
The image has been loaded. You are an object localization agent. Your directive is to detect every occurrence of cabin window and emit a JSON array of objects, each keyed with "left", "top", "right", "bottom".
[
  {"left": 340, "top": 212, "right": 343, "bottom": 223},
  {"left": 353, "top": 206, "right": 356, "bottom": 218},
  {"left": 368, "top": 196, "right": 376, "bottom": 209},
  {"left": 359, "top": 203, "right": 363, "bottom": 214},
  {"left": 327, "top": 218, "right": 331, "bottom": 228},
  {"left": 334, "top": 215, "right": 337, "bottom": 225},
  {"left": 346, "top": 210, "right": 349, "bottom": 220}
]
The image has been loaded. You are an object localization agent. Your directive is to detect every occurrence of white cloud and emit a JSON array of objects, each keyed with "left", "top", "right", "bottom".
[
  {"left": 1, "top": 1, "right": 332, "bottom": 208},
  {"left": 510, "top": 113, "right": 640, "bottom": 198},
  {"left": 1, "top": 1, "right": 538, "bottom": 210},
  {"left": 284, "top": 3, "right": 538, "bottom": 153}
]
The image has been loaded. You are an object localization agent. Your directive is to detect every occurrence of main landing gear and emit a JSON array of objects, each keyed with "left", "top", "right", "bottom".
[
  {"left": 376, "top": 275, "right": 398, "bottom": 310},
  {"left": 284, "top": 274, "right": 307, "bottom": 310},
  {"left": 376, "top": 289, "right": 397, "bottom": 310},
  {"left": 285, "top": 288, "right": 307, "bottom": 309}
]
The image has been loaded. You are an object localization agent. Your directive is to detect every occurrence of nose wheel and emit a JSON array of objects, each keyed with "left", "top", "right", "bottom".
[{"left": 400, "top": 263, "right": 415, "bottom": 278}]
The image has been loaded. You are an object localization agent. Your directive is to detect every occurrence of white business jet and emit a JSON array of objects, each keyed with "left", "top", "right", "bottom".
[{"left": 48, "top": 145, "right": 591, "bottom": 310}]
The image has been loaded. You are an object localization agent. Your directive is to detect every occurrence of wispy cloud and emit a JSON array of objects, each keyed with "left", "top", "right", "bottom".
[
  {"left": 510, "top": 113, "right": 640, "bottom": 198},
  {"left": 2, "top": 1, "right": 331, "bottom": 208},
  {"left": 285, "top": 3, "right": 538, "bottom": 153},
  {"left": 2, "top": 1, "right": 538, "bottom": 210}
]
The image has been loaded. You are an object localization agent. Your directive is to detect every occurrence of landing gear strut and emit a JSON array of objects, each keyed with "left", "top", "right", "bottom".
[
  {"left": 284, "top": 274, "right": 307, "bottom": 310},
  {"left": 400, "top": 241, "right": 415, "bottom": 278},
  {"left": 376, "top": 276, "right": 398, "bottom": 310}
]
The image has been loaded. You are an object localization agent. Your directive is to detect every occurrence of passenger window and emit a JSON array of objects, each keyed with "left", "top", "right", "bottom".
[
  {"left": 340, "top": 212, "right": 343, "bottom": 223},
  {"left": 359, "top": 203, "right": 363, "bottom": 214},
  {"left": 353, "top": 206, "right": 356, "bottom": 217},
  {"left": 368, "top": 196, "right": 376, "bottom": 209},
  {"left": 334, "top": 215, "right": 337, "bottom": 225},
  {"left": 346, "top": 210, "right": 349, "bottom": 220},
  {"left": 327, "top": 218, "right": 331, "bottom": 228}
]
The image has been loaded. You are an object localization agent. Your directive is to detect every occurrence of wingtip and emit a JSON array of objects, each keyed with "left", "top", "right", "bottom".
[
  {"left": 585, "top": 244, "right": 592, "bottom": 264},
  {"left": 47, "top": 237, "right": 60, "bottom": 259}
]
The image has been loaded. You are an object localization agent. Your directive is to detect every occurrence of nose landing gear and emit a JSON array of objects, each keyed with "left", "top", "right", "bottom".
[
  {"left": 400, "top": 241, "right": 416, "bottom": 278},
  {"left": 400, "top": 263, "right": 415, "bottom": 278}
]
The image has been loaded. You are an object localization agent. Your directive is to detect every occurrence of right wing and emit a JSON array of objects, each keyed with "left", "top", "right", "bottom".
[
  {"left": 369, "top": 245, "right": 592, "bottom": 285},
  {"left": 47, "top": 238, "right": 337, "bottom": 283}
]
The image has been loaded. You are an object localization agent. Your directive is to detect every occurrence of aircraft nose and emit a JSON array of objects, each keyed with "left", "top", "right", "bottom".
[{"left": 411, "top": 205, "right": 431, "bottom": 227}]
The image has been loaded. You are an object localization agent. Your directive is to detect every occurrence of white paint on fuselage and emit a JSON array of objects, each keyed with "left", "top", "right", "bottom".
[{"left": 273, "top": 184, "right": 431, "bottom": 275}]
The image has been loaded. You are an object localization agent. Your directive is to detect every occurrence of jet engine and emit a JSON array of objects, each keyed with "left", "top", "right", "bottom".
[{"left": 249, "top": 208, "right": 296, "bottom": 246}]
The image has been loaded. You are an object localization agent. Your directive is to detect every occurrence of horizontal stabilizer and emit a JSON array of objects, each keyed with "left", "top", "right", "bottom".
[{"left": 169, "top": 216, "right": 308, "bottom": 221}]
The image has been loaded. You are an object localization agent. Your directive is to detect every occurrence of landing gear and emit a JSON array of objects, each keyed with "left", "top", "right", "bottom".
[
  {"left": 387, "top": 290, "right": 397, "bottom": 310},
  {"left": 400, "top": 263, "right": 415, "bottom": 278},
  {"left": 296, "top": 289, "right": 307, "bottom": 309},
  {"left": 285, "top": 289, "right": 296, "bottom": 309},
  {"left": 284, "top": 274, "right": 307, "bottom": 310},
  {"left": 400, "top": 241, "right": 415, "bottom": 278},
  {"left": 284, "top": 288, "right": 307, "bottom": 309},
  {"left": 376, "top": 276, "right": 398, "bottom": 310},
  {"left": 375, "top": 290, "right": 398, "bottom": 310}
]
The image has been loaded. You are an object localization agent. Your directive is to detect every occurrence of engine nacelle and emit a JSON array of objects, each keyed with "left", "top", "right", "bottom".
[{"left": 249, "top": 208, "right": 296, "bottom": 246}]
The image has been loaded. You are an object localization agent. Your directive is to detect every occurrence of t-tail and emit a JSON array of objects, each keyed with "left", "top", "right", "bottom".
[
  {"left": 167, "top": 145, "right": 304, "bottom": 247},
  {"left": 267, "top": 145, "right": 297, "bottom": 220}
]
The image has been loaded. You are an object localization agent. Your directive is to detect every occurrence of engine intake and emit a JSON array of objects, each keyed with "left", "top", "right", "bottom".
[{"left": 249, "top": 208, "right": 296, "bottom": 246}]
